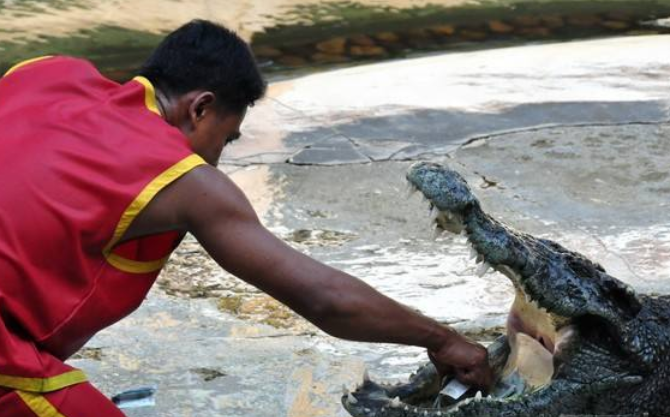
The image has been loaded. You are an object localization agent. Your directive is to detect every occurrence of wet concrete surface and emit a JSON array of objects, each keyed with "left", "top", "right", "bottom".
[
  {"left": 69, "top": 36, "right": 670, "bottom": 416},
  {"left": 225, "top": 35, "right": 670, "bottom": 165}
]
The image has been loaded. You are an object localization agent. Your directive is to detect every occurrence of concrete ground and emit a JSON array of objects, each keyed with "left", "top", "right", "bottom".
[{"left": 70, "top": 35, "right": 670, "bottom": 416}]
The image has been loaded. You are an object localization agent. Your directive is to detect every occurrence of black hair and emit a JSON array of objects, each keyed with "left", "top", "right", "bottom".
[{"left": 140, "top": 20, "right": 266, "bottom": 114}]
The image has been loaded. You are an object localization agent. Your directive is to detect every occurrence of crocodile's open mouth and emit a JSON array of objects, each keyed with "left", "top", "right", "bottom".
[{"left": 342, "top": 179, "right": 578, "bottom": 417}]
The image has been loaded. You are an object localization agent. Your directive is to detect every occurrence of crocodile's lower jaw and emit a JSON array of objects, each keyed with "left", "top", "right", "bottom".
[
  {"left": 342, "top": 198, "right": 579, "bottom": 417},
  {"left": 342, "top": 320, "right": 578, "bottom": 417}
]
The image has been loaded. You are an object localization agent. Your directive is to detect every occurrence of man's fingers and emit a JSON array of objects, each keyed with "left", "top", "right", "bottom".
[
  {"left": 428, "top": 351, "right": 454, "bottom": 377},
  {"left": 454, "top": 369, "right": 476, "bottom": 386},
  {"left": 455, "top": 368, "right": 493, "bottom": 394}
]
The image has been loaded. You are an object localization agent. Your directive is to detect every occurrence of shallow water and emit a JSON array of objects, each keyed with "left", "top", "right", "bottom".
[{"left": 327, "top": 237, "right": 514, "bottom": 326}]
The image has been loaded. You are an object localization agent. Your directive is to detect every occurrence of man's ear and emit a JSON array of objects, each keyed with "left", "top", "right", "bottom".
[{"left": 189, "top": 91, "right": 216, "bottom": 124}]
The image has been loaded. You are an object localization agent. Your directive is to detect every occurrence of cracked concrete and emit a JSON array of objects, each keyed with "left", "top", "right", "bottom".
[
  {"left": 224, "top": 35, "right": 670, "bottom": 167},
  {"left": 70, "top": 35, "right": 670, "bottom": 417}
]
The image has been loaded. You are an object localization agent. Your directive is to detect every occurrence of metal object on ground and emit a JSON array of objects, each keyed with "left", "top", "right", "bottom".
[{"left": 111, "top": 386, "right": 157, "bottom": 409}]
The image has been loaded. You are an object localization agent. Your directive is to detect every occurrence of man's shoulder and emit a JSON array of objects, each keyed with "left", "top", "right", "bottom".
[
  {"left": 0, "top": 55, "right": 113, "bottom": 106},
  {"left": 3, "top": 55, "right": 98, "bottom": 79},
  {"left": 171, "top": 164, "right": 241, "bottom": 204},
  {"left": 122, "top": 163, "right": 251, "bottom": 241},
  {"left": 165, "top": 163, "right": 254, "bottom": 223}
]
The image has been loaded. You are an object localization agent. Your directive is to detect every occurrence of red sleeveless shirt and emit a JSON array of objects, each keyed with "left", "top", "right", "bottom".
[{"left": 0, "top": 56, "right": 206, "bottom": 392}]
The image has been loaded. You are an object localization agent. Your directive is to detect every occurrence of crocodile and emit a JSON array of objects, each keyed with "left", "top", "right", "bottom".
[{"left": 342, "top": 162, "right": 669, "bottom": 417}]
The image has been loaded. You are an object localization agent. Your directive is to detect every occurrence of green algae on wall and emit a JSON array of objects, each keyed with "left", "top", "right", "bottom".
[
  {"left": 252, "top": 0, "right": 670, "bottom": 46},
  {"left": 0, "top": 0, "right": 89, "bottom": 12},
  {"left": 250, "top": 0, "right": 670, "bottom": 73},
  {"left": 0, "top": 25, "right": 166, "bottom": 80}
]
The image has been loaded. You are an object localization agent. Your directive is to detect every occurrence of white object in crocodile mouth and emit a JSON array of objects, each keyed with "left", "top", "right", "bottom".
[{"left": 502, "top": 332, "right": 555, "bottom": 390}]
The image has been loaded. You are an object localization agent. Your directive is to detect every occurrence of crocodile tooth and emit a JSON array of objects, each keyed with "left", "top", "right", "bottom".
[
  {"left": 555, "top": 325, "right": 576, "bottom": 353},
  {"left": 436, "top": 412, "right": 442, "bottom": 416},
  {"left": 404, "top": 406, "right": 409, "bottom": 411},
  {"left": 342, "top": 385, "right": 349, "bottom": 396},
  {"left": 363, "top": 369, "right": 370, "bottom": 382},
  {"left": 476, "top": 254, "right": 484, "bottom": 264},
  {"left": 430, "top": 206, "right": 440, "bottom": 221},
  {"left": 364, "top": 408, "right": 371, "bottom": 413},
  {"left": 475, "top": 391, "right": 482, "bottom": 400},
  {"left": 476, "top": 262, "right": 491, "bottom": 277},
  {"left": 347, "top": 393, "right": 358, "bottom": 404},
  {"left": 469, "top": 247, "right": 478, "bottom": 260},
  {"left": 405, "top": 184, "right": 418, "bottom": 198},
  {"left": 390, "top": 397, "right": 402, "bottom": 407}
]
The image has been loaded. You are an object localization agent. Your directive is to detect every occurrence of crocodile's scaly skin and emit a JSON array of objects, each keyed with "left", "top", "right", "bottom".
[{"left": 343, "top": 162, "right": 669, "bottom": 417}]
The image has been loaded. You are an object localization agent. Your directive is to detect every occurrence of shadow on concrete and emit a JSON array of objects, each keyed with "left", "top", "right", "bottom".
[{"left": 283, "top": 100, "right": 669, "bottom": 164}]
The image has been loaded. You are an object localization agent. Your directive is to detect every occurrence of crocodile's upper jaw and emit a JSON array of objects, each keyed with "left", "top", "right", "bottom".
[
  {"left": 342, "top": 164, "right": 585, "bottom": 417},
  {"left": 408, "top": 167, "right": 573, "bottom": 354},
  {"left": 341, "top": 204, "right": 577, "bottom": 417}
]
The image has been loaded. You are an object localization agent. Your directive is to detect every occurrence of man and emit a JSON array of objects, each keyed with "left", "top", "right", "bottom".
[{"left": 0, "top": 20, "right": 492, "bottom": 415}]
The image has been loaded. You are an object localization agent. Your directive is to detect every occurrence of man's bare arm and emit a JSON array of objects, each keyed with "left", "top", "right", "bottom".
[{"left": 175, "top": 165, "right": 492, "bottom": 389}]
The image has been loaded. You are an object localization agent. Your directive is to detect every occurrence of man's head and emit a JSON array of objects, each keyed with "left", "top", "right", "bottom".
[{"left": 140, "top": 20, "right": 266, "bottom": 165}]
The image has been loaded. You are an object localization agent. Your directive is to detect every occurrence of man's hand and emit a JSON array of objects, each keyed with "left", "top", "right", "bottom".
[{"left": 428, "top": 332, "right": 493, "bottom": 393}]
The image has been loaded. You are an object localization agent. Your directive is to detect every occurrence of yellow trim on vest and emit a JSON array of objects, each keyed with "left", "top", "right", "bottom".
[
  {"left": 4, "top": 56, "right": 54, "bottom": 77},
  {"left": 103, "top": 154, "right": 207, "bottom": 274},
  {"left": 106, "top": 253, "right": 172, "bottom": 274},
  {"left": 132, "top": 76, "right": 161, "bottom": 115},
  {"left": 0, "top": 369, "right": 87, "bottom": 393},
  {"left": 17, "top": 391, "right": 68, "bottom": 417}
]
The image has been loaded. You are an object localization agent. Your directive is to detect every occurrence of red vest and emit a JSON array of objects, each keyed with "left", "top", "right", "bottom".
[{"left": 0, "top": 56, "right": 206, "bottom": 392}]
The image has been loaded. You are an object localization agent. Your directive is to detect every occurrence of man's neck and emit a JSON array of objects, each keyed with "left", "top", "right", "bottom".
[{"left": 154, "top": 87, "right": 170, "bottom": 121}]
